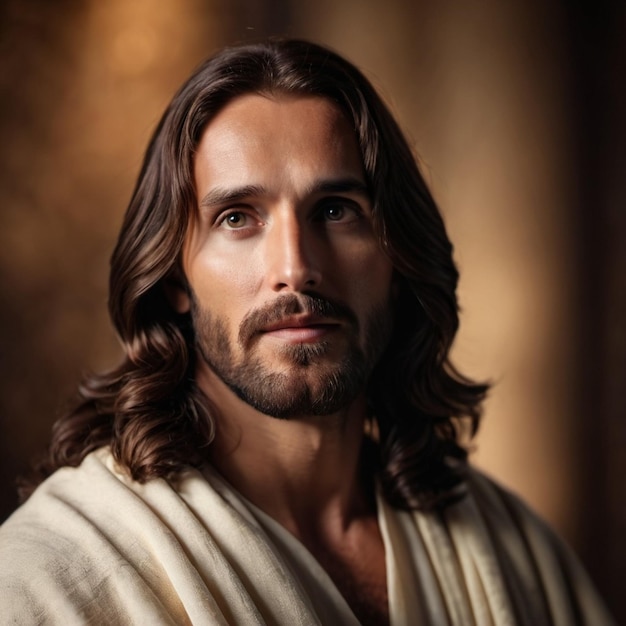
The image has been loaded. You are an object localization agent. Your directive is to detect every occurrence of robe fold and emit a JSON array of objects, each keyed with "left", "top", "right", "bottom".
[{"left": 0, "top": 448, "right": 614, "bottom": 625}]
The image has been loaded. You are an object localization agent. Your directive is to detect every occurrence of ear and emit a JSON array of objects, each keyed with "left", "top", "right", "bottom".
[{"left": 162, "top": 268, "right": 191, "bottom": 314}]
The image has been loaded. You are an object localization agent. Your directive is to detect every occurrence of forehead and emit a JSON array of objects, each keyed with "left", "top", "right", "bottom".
[{"left": 193, "top": 94, "right": 365, "bottom": 194}]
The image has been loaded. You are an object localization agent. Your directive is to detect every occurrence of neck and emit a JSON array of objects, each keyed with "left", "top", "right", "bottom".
[{"left": 197, "top": 363, "right": 375, "bottom": 543}]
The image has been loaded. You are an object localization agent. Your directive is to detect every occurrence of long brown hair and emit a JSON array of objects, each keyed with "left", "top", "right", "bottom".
[{"left": 24, "top": 39, "right": 488, "bottom": 510}]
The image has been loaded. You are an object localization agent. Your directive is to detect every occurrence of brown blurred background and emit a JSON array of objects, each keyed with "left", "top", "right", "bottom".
[{"left": 1, "top": 0, "right": 624, "bottom": 620}]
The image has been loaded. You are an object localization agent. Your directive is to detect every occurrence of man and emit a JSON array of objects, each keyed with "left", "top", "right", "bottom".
[{"left": 0, "top": 39, "right": 614, "bottom": 625}]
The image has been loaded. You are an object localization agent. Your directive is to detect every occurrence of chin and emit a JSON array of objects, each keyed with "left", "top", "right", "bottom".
[{"left": 228, "top": 363, "right": 364, "bottom": 420}]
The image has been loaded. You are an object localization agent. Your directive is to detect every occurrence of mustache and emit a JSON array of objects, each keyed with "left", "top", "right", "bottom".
[{"left": 238, "top": 293, "right": 359, "bottom": 346}]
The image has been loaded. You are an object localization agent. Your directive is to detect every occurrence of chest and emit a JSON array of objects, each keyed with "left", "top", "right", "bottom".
[{"left": 313, "top": 536, "right": 389, "bottom": 626}]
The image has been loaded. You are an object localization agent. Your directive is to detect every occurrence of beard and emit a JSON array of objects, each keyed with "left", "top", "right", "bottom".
[{"left": 190, "top": 292, "right": 392, "bottom": 419}]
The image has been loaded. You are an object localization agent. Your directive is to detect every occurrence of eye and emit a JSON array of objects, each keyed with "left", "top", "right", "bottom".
[
  {"left": 218, "top": 211, "right": 249, "bottom": 229},
  {"left": 324, "top": 205, "right": 346, "bottom": 221},
  {"left": 317, "top": 199, "right": 362, "bottom": 224}
]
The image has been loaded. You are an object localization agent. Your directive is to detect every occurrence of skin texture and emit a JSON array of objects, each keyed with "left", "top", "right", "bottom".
[
  {"left": 179, "top": 94, "right": 394, "bottom": 417},
  {"left": 175, "top": 94, "right": 394, "bottom": 625}
]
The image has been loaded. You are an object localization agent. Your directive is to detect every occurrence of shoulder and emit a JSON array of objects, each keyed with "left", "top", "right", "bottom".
[
  {"left": 461, "top": 467, "right": 558, "bottom": 540},
  {"left": 0, "top": 448, "right": 124, "bottom": 553},
  {"left": 1, "top": 448, "right": 140, "bottom": 552},
  {"left": 457, "top": 467, "right": 615, "bottom": 625},
  {"left": 0, "top": 448, "right": 194, "bottom": 623},
  {"left": 458, "top": 469, "right": 573, "bottom": 581},
  {"left": 461, "top": 467, "right": 585, "bottom": 571}
]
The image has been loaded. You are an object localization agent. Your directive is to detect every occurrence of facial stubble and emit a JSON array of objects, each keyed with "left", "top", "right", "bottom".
[{"left": 191, "top": 293, "right": 392, "bottom": 419}]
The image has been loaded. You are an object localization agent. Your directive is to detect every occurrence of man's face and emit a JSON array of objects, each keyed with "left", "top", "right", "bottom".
[{"left": 179, "top": 94, "right": 394, "bottom": 418}]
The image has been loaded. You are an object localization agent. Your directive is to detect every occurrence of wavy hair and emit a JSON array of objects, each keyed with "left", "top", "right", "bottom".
[{"left": 23, "top": 39, "right": 488, "bottom": 510}]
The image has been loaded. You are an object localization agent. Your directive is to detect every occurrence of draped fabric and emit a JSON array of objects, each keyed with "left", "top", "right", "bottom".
[{"left": 0, "top": 448, "right": 614, "bottom": 625}]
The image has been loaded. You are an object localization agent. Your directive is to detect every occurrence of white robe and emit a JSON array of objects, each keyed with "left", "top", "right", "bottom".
[{"left": 0, "top": 448, "right": 614, "bottom": 625}]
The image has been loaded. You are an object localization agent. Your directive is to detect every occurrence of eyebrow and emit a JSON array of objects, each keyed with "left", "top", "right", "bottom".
[
  {"left": 199, "top": 185, "right": 265, "bottom": 209},
  {"left": 305, "top": 177, "right": 370, "bottom": 197},
  {"left": 198, "top": 177, "right": 370, "bottom": 209}
]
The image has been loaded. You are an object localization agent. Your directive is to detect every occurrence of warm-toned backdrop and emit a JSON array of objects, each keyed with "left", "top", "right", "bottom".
[{"left": 1, "top": 0, "right": 624, "bottom": 621}]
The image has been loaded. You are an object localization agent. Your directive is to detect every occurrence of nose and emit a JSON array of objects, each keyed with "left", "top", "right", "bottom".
[{"left": 265, "top": 211, "right": 322, "bottom": 292}]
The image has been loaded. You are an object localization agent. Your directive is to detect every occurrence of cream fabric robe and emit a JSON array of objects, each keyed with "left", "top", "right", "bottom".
[{"left": 0, "top": 448, "right": 614, "bottom": 625}]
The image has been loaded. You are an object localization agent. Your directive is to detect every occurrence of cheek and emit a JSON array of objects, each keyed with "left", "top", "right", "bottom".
[
  {"left": 348, "top": 247, "right": 394, "bottom": 299},
  {"left": 187, "top": 250, "right": 260, "bottom": 321}
]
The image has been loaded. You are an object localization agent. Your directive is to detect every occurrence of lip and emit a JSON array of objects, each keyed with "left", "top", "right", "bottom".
[
  {"left": 260, "top": 315, "right": 340, "bottom": 342},
  {"left": 261, "top": 315, "right": 335, "bottom": 332}
]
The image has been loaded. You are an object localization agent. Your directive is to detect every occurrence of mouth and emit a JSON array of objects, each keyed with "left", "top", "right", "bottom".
[{"left": 260, "top": 315, "right": 341, "bottom": 343}]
